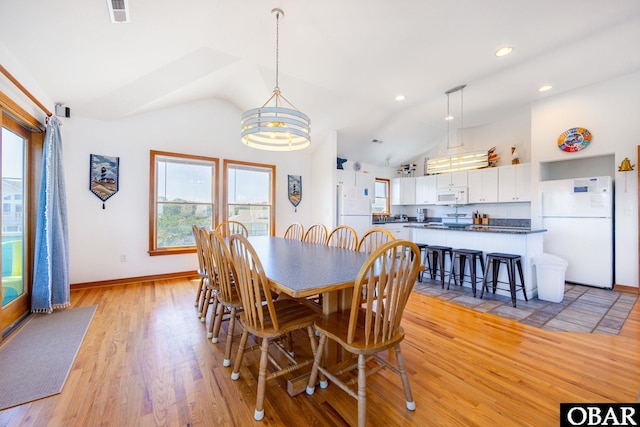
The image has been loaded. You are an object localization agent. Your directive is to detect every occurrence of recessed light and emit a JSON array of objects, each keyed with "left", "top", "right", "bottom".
[
  {"left": 445, "top": 115, "right": 454, "bottom": 121},
  {"left": 395, "top": 94, "right": 406, "bottom": 101},
  {"left": 495, "top": 46, "right": 513, "bottom": 57},
  {"left": 538, "top": 85, "right": 553, "bottom": 92}
]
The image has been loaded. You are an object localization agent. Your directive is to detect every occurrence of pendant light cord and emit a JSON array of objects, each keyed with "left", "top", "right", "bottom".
[{"left": 274, "top": 10, "right": 280, "bottom": 92}]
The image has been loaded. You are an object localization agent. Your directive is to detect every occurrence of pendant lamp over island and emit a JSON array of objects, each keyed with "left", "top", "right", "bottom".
[{"left": 240, "top": 8, "right": 311, "bottom": 151}]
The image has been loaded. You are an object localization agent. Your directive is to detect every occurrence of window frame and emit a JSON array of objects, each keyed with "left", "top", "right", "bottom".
[
  {"left": 223, "top": 159, "right": 276, "bottom": 237},
  {"left": 148, "top": 150, "right": 219, "bottom": 256},
  {"left": 373, "top": 178, "right": 391, "bottom": 216}
]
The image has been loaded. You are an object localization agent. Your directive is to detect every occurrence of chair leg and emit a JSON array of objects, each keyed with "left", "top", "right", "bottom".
[
  {"left": 253, "top": 337, "right": 270, "bottom": 421},
  {"left": 492, "top": 260, "right": 500, "bottom": 294},
  {"left": 231, "top": 329, "right": 250, "bottom": 381},
  {"left": 195, "top": 277, "right": 204, "bottom": 307},
  {"left": 447, "top": 254, "right": 456, "bottom": 290},
  {"left": 517, "top": 259, "right": 528, "bottom": 301},
  {"left": 394, "top": 343, "right": 415, "bottom": 411},
  {"left": 507, "top": 260, "right": 516, "bottom": 307},
  {"left": 305, "top": 326, "right": 327, "bottom": 386},
  {"left": 223, "top": 307, "right": 237, "bottom": 367},
  {"left": 357, "top": 354, "right": 367, "bottom": 427},
  {"left": 306, "top": 334, "right": 328, "bottom": 394},
  {"left": 209, "top": 300, "right": 224, "bottom": 340}
]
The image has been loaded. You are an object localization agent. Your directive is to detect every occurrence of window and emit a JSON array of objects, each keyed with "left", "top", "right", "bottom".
[
  {"left": 224, "top": 160, "right": 275, "bottom": 236},
  {"left": 372, "top": 178, "right": 390, "bottom": 215},
  {"left": 149, "top": 151, "right": 218, "bottom": 255}
]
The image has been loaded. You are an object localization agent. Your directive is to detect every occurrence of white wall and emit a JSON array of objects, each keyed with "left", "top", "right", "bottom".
[
  {"left": 0, "top": 41, "right": 52, "bottom": 123},
  {"left": 62, "top": 98, "right": 324, "bottom": 284},
  {"left": 531, "top": 71, "right": 640, "bottom": 288}
]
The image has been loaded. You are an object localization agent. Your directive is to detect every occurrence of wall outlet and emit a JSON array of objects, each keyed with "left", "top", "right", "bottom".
[{"left": 120, "top": 254, "right": 127, "bottom": 262}]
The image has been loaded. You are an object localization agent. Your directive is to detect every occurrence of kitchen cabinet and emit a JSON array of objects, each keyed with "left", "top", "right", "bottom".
[
  {"left": 336, "top": 169, "right": 375, "bottom": 193},
  {"left": 391, "top": 177, "right": 416, "bottom": 205},
  {"left": 468, "top": 168, "right": 498, "bottom": 203},
  {"left": 378, "top": 223, "right": 412, "bottom": 240},
  {"left": 436, "top": 171, "right": 468, "bottom": 189},
  {"left": 415, "top": 175, "right": 437, "bottom": 205},
  {"left": 498, "top": 163, "right": 531, "bottom": 202}
]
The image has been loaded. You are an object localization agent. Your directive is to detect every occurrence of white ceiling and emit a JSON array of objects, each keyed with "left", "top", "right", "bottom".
[{"left": 1, "top": 1, "right": 639, "bottom": 166}]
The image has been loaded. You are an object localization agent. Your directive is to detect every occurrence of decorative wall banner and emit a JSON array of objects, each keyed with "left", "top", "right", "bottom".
[
  {"left": 288, "top": 175, "right": 301, "bottom": 212},
  {"left": 90, "top": 154, "right": 119, "bottom": 209}
]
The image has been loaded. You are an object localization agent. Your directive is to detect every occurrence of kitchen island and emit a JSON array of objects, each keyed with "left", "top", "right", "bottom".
[{"left": 404, "top": 223, "right": 546, "bottom": 300}]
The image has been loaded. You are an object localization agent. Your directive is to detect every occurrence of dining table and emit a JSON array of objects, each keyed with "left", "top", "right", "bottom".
[{"left": 247, "top": 235, "right": 371, "bottom": 394}]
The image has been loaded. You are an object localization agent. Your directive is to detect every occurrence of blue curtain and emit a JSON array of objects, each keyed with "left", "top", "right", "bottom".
[{"left": 31, "top": 115, "right": 70, "bottom": 313}]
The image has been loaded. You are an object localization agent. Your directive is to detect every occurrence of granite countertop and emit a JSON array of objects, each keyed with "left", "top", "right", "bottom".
[{"left": 403, "top": 223, "right": 546, "bottom": 234}]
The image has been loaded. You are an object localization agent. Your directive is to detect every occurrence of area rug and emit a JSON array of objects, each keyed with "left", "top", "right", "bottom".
[
  {"left": 414, "top": 280, "right": 637, "bottom": 334},
  {"left": 0, "top": 305, "right": 97, "bottom": 410}
]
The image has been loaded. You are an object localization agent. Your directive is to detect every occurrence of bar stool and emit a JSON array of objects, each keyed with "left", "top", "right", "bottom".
[
  {"left": 448, "top": 249, "right": 484, "bottom": 297},
  {"left": 481, "top": 252, "right": 527, "bottom": 307},
  {"left": 426, "top": 245, "right": 453, "bottom": 288},
  {"left": 415, "top": 243, "right": 431, "bottom": 282}
]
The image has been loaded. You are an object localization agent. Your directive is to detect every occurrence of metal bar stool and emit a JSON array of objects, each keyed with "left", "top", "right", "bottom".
[
  {"left": 426, "top": 245, "right": 453, "bottom": 288},
  {"left": 481, "top": 252, "right": 527, "bottom": 307},
  {"left": 415, "top": 243, "right": 431, "bottom": 282},
  {"left": 448, "top": 249, "right": 484, "bottom": 297}
]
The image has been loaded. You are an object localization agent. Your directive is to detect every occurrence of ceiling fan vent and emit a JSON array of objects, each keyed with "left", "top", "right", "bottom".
[{"left": 107, "top": 0, "right": 130, "bottom": 23}]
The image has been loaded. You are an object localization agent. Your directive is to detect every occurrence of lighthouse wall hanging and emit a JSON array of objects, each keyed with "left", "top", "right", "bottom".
[{"left": 90, "top": 154, "right": 120, "bottom": 209}]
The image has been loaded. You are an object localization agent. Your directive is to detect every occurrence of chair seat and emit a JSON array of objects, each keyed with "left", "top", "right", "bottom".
[
  {"left": 314, "top": 309, "right": 406, "bottom": 355},
  {"left": 240, "top": 298, "right": 318, "bottom": 339}
]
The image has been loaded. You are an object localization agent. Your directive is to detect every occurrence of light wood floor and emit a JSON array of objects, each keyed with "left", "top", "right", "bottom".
[{"left": 1, "top": 278, "right": 638, "bottom": 426}]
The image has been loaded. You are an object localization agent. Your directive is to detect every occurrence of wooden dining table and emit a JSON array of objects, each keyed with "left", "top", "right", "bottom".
[
  {"left": 247, "top": 235, "right": 370, "bottom": 394},
  {"left": 248, "top": 235, "right": 370, "bottom": 314}
]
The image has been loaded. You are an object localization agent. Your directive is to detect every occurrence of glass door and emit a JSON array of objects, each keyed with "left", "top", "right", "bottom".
[
  {"left": 0, "top": 116, "right": 30, "bottom": 334},
  {"left": 2, "top": 125, "right": 25, "bottom": 306}
]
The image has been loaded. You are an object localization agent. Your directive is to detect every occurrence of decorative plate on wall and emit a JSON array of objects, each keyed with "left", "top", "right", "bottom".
[{"left": 557, "top": 127, "right": 592, "bottom": 153}]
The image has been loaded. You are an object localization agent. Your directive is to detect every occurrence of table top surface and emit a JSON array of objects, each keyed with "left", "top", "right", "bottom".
[{"left": 248, "top": 236, "right": 370, "bottom": 298}]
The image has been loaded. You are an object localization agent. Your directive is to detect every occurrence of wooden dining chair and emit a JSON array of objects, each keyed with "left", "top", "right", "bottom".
[
  {"left": 306, "top": 239, "right": 421, "bottom": 427},
  {"left": 192, "top": 225, "right": 208, "bottom": 314},
  {"left": 327, "top": 225, "right": 358, "bottom": 250},
  {"left": 283, "top": 222, "right": 304, "bottom": 240},
  {"left": 356, "top": 227, "right": 395, "bottom": 253},
  {"left": 303, "top": 224, "right": 328, "bottom": 245},
  {"left": 215, "top": 220, "right": 249, "bottom": 238},
  {"left": 208, "top": 231, "right": 243, "bottom": 367},
  {"left": 198, "top": 227, "right": 220, "bottom": 325},
  {"left": 228, "top": 234, "right": 321, "bottom": 421}
]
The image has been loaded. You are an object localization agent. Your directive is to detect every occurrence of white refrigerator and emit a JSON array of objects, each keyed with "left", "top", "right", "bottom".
[
  {"left": 540, "top": 176, "right": 613, "bottom": 289},
  {"left": 336, "top": 183, "right": 372, "bottom": 239}
]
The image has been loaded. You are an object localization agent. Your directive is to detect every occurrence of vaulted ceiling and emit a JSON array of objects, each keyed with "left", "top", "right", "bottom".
[{"left": 1, "top": 1, "right": 639, "bottom": 166}]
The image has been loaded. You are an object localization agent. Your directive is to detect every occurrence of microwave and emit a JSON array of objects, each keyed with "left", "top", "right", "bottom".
[{"left": 436, "top": 187, "right": 469, "bottom": 205}]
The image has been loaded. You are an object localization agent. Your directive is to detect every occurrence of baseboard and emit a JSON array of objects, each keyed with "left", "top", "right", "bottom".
[
  {"left": 614, "top": 283, "right": 640, "bottom": 294},
  {"left": 71, "top": 270, "right": 198, "bottom": 290}
]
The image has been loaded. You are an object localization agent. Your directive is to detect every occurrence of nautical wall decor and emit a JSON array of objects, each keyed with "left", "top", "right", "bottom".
[
  {"left": 288, "top": 174, "right": 301, "bottom": 212},
  {"left": 90, "top": 154, "right": 120, "bottom": 209}
]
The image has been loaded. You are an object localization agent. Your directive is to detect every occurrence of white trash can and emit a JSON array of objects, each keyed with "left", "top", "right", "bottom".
[{"left": 532, "top": 254, "right": 568, "bottom": 303}]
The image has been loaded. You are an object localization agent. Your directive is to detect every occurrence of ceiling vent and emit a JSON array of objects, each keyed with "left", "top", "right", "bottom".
[{"left": 107, "top": 0, "right": 130, "bottom": 23}]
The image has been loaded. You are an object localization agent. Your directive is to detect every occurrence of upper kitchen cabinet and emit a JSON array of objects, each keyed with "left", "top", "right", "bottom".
[
  {"left": 498, "top": 163, "right": 531, "bottom": 202},
  {"left": 436, "top": 171, "right": 468, "bottom": 188},
  {"left": 468, "top": 168, "right": 498, "bottom": 204},
  {"left": 415, "top": 175, "right": 437, "bottom": 205},
  {"left": 336, "top": 169, "right": 375, "bottom": 191},
  {"left": 391, "top": 177, "right": 416, "bottom": 205}
]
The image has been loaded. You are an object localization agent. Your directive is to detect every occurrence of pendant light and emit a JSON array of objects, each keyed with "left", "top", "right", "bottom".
[
  {"left": 240, "top": 8, "right": 311, "bottom": 151},
  {"left": 426, "top": 84, "right": 489, "bottom": 174}
]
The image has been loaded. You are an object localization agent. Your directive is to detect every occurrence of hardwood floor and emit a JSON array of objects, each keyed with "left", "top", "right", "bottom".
[{"left": 1, "top": 278, "right": 638, "bottom": 426}]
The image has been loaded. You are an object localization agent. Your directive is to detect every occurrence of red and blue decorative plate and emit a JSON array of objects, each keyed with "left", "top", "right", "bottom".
[{"left": 557, "top": 127, "right": 592, "bottom": 153}]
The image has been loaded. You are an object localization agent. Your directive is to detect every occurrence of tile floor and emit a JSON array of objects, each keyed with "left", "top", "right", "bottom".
[{"left": 414, "top": 277, "right": 638, "bottom": 334}]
